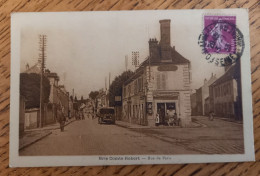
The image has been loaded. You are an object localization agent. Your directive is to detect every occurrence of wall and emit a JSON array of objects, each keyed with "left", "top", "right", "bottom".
[
  {"left": 149, "top": 64, "right": 187, "bottom": 91},
  {"left": 25, "top": 109, "right": 39, "bottom": 129},
  {"left": 213, "top": 79, "right": 236, "bottom": 117}
]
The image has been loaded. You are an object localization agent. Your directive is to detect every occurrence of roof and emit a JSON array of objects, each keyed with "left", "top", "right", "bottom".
[
  {"left": 23, "top": 62, "right": 41, "bottom": 74},
  {"left": 210, "top": 62, "right": 240, "bottom": 86},
  {"left": 139, "top": 49, "right": 190, "bottom": 67},
  {"left": 123, "top": 49, "right": 190, "bottom": 86},
  {"left": 171, "top": 49, "right": 190, "bottom": 64}
]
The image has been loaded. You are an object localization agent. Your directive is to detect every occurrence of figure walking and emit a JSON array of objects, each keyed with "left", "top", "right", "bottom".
[{"left": 58, "top": 103, "right": 65, "bottom": 132}]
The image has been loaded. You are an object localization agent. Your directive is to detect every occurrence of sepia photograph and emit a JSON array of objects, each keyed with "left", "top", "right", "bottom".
[{"left": 10, "top": 9, "right": 254, "bottom": 167}]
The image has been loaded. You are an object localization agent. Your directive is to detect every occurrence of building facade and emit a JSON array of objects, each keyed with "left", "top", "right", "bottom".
[
  {"left": 209, "top": 61, "right": 242, "bottom": 121},
  {"left": 23, "top": 63, "right": 70, "bottom": 127},
  {"left": 192, "top": 74, "right": 217, "bottom": 116},
  {"left": 122, "top": 19, "right": 192, "bottom": 127}
]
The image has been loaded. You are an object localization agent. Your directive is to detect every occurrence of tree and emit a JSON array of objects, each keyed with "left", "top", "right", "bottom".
[
  {"left": 20, "top": 73, "right": 51, "bottom": 109},
  {"left": 89, "top": 91, "right": 99, "bottom": 100},
  {"left": 74, "top": 96, "right": 78, "bottom": 102},
  {"left": 81, "top": 95, "right": 84, "bottom": 101},
  {"left": 108, "top": 70, "right": 134, "bottom": 106}
]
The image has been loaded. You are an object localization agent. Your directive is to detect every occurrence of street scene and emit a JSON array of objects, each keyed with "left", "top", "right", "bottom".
[
  {"left": 20, "top": 114, "right": 243, "bottom": 156},
  {"left": 18, "top": 14, "right": 244, "bottom": 156}
]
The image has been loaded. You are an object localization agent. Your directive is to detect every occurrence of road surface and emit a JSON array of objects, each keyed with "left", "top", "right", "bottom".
[{"left": 20, "top": 118, "right": 197, "bottom": 156}]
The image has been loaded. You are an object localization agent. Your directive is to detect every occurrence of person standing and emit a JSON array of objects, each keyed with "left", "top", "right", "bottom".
[
  {"left": 209, "top": 111, "right": 215, "bottom": 121},
  {"left": 167, "top": 106, "right": 175, "bottom": 126},
  {"left": 57, "top": 103, "right": 65, "bottom": 132}
]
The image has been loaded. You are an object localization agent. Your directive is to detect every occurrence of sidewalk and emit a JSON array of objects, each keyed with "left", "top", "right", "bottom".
[
  {"left": 115, "top": 119, "right": 202, "bottom": 129},
  {"left": 19, "top": 118, "right": 76, "bottom": 150},
  {"left": 116, "top": 115, "right": 243, "bottom": 130}
]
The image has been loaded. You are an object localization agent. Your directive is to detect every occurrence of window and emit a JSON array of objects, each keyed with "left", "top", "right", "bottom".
[
  {"left": 162, "top": 73, "right": 166, "bottom": 89},
  {"left": 123, "top": 87, "right": 126, "bottom": 98},
  {"left": 134, "top": 81, "right": 138, "bottom": 94},
  {"left": 138, "top": 77, "right": 143, "bottom": 92},
  {"left": 157, "top": 74, "right": 161, "bottom": 89},
  {"left": 128, "top": 85, "right": 131, "bottom": 96},
  {"left": 156, "top": 73, "right": 167, "bottom": 90}
]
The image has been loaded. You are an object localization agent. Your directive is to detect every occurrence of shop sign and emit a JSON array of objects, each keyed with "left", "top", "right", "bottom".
[{"left": 157, "top": 64, "right": 178, "bottom": 71}]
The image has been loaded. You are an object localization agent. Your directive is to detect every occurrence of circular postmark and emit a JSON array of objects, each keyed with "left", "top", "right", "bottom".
[{"left": 198, "top": 17, "right": 245, "bottom": 67}]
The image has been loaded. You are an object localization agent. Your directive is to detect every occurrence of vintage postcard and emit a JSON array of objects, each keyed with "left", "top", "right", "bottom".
[{"left": 10, "top": 9, "right": 254, "bottom": 167}]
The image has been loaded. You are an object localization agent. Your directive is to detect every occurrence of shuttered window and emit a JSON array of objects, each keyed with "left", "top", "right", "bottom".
[{"left": 156, "top": 73, "right": 167, "bottom": 90}]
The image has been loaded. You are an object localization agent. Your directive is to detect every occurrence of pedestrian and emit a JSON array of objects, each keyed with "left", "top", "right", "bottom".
[
  {"left": 173, "top": 113, "right": 179, "bottom": 126},
  {"left": 209, "top": 111, "right": 215, "bottom": 121},
  {"left": 167, "top": 106, "right": 175, "bottom": 126},
  {"left": 57, "top": 103, "right": 65, "bottom": 132},
  {"left": 155, "top": 113, "right": 160, "bottom": 126}
]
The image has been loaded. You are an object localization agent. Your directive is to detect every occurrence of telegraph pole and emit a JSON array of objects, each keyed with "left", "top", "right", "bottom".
[
  {"left": 125, "top": 55, "right": 128, "bottom": 72},
  {"left": 39, "top": 35, "right": 47, "bottom": 128}
]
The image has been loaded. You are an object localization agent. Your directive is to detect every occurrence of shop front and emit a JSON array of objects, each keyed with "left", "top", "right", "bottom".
[{"left": 152, "top": 91, "right": 180, "bottom": 126}]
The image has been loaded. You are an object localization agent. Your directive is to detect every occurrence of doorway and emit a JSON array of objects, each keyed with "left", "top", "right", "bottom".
[{"left": 157, "top": 102, "right": 176, "bottom": 125}]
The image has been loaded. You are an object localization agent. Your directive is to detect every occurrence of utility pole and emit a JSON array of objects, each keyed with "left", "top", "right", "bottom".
[
  {"left": 108, "top": 72, "right": 111, "bottom": 107},
  {"left": 125, "top": 55, "right": 128, "bottom": 72},
  {"left": 105, "top": 77, "right": 107, "bottom": 91},
  {"left": 109, "top": 72, "right": 111, "bottom": 88},
  {"left": 39, "top": 34, "right": 47, "bottom": 128}
]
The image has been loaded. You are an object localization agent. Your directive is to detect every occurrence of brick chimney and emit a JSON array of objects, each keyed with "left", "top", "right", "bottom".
[
  {"left": 159, "top": 19, "right": 172, "bottom": 61},
  {"left": 149, "top": 38, "right": 160, "bottom": 62}
]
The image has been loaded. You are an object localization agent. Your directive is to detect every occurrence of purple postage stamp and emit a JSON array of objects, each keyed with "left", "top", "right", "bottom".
[
  {"left": 203, "top": 16, "right": 236, "bottom": 54},
  {"left": 198, "top": 15, "right": 244, "bottom": 67}
]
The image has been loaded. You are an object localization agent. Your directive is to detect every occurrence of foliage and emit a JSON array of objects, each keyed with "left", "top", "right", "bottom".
[
  {"left": 20, "top": 73, "right": 51, "bottom": 109},
  {"left": 89, "top": 91, "right": 99, "bottom": 100},
  {"left": 108, "top": 70, "right": 134, "bottom": 106}
]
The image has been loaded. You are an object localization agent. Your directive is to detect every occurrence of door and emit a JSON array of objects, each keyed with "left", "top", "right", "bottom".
[{"left": 157, "top": 103, "right": 166, "bottom": 124}]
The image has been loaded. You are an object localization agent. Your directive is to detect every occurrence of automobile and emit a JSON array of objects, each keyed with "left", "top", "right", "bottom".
[{"left": 97, "top": 107, "right": 115, "bottom": 124}]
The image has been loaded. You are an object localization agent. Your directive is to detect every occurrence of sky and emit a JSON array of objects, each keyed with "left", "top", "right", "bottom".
[{"left": 19, "top": 10, "right": 225, "bottom": 98}]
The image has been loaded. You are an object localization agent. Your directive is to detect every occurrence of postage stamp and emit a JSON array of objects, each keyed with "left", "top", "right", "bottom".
[{"left": 198, "top": 15, "right": 245, "bottom": 67}]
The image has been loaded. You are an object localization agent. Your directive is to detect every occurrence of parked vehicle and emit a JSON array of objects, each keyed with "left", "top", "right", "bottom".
[{"left": 97, "top": 107, "right": 115, "bottom": 124}]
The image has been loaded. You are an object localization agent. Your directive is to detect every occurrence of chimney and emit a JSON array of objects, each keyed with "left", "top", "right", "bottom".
[
  {"left": 204, "top": 78, "right": 207, "bottom": 84},
  {"left": 26, "top": 63, "right": 29, "bottom": 70},
  {"left": 148, "top": 38, "right": 160, "bottom": 62},
  {"left": 159, "top": 19, "right": 171, "bottom": 47},
  {"left": 159, "top": 19, "right": 172, "bottom": 61}
]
